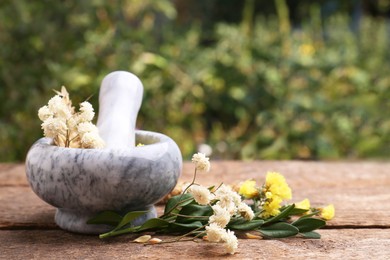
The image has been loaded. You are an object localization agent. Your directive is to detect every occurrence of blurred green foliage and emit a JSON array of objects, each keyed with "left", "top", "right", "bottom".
[{"left": 1, "top": 0, "right": 389, "bottom": 162}]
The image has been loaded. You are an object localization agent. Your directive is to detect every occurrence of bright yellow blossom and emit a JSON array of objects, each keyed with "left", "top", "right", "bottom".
[
  {"left": 265, "top": 172, "right": 292, "bottom": 200},
  {"left": 295, "top": 198, "right": 311, "bottom": 211},
  {"left": 260, "top": 172, "right": 292, "bottom": 218},
  {"left": 261, "top": 196, "right": 282, "bottom": 218},
  {"left": 320, "top": 204, "right": 335, "bottom": 220},
  {"left": 239, "top": 180, "right": 259, "bottom": 199}
]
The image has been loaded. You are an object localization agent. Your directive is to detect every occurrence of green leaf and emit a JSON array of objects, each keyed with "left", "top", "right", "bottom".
[
  {"left": 164, "top": 193, "right": 194, "bottom": 215},
  {"left": 87, "top": 211, "right": 122, "bottom": 226},
  {"left": 298, "top": 210, "right": 320, "bottom": 219},
  {"left": 228, "top": 218, "right": 247, "bottom": 226},
  {"left": 259, "top": 222, "right": 299, "bottom": 238},
  {"left": 288, "top": 207, "right": 310, "bottom": 216},
  {"left": 115, "top": 211, "right": 149, "bottom": 230},
  {"left": 208, "top": 185, "right": 215, "bottom": 191},
  {"left": 264, "top": 204, "right": 295, "bottom": 224},
  {"left": 136, "top": 218, "right": 170, "bottom": 232},
  {"left": 99, "top": 225, "right": 138, "bottom": 239},
  {"left": 301, "top": 231, "right": 321, "bottom": 239},
  {"left": 176, "top": 204, "right": 212, "bottom": 223},
  {"left": 228, "top": 219, "right": 265, "bottom": 231},
  {"left": 169, "top": 221, "right": 204, "bottom": 233},
  {"left": 292, "top": 217, "right": 326, "bottom": 233}
]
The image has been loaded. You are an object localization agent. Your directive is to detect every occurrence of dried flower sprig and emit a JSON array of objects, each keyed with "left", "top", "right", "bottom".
[
  {"left": 88, "top": 153, "right": 334, "bottom": 255},
  {"left": 38, "top": 86, "right": 104, "bottom": 149}
]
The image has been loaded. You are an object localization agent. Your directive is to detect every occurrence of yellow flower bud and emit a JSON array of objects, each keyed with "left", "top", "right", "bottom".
[
  {"left": 238, "top": 180, "right": 259, "bottom": 199},
  {"left": 295, "top": 198, "right": 311, "bottom": 211},
  {"left": 320, "top": 204, "right": 335, "bottom": 220}
]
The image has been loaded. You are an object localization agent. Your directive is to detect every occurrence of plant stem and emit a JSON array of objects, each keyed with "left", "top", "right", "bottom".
[
  {"left": 65, "top": 121, "right": 70, "bottom": 147},
  {"left": 171, "top": 213, "right": 209, "bottom": 220},
  {"left": 173, "top": 224, "right": 206, "bottom": 241},
  {"left": 161, "top": 168, "right": 198, "bottom": 218},
  {"left": 99, "top": 227, "right": 136, "bottom": 239},
  {"left": 160, "top": 196, "right": 194, "bottom": 219},
  {"left": 145, "top": 224, "right": 207, "bottom": 245}
]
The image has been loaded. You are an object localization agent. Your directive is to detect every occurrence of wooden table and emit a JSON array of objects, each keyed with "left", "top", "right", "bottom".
[{"left": 1, "top": 161, "right": 389, "bottom": 259}]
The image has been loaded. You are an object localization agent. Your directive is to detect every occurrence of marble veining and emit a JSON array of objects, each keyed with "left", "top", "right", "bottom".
[{"left": 25, "top": 71, "right": 182, "bottom": 234}]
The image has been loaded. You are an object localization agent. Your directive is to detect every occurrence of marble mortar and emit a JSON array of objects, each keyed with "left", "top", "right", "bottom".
[{"left": 25, "top": 71, "right": 182, "bottom": 234}]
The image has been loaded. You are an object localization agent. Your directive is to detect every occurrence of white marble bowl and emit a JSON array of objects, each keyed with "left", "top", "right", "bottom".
[{"left": 25, "top": 130, "right": 182, "bottom": 234}]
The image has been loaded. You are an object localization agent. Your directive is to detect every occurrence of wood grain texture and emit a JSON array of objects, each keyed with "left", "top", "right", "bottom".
[
  {"left": 1, "top": 229, "right": 389, "bottom": 259},
  {"left": 1, "top": 161, "right": 389, "bottom": 259}
]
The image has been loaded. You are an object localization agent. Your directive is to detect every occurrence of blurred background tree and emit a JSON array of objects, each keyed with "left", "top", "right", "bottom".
[{"left": 0, "top": 0, "right": 389, "bottom": 162}]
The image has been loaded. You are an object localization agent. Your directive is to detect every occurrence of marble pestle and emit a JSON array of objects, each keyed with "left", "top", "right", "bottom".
[{"left": 97, "top": 71, "right": 144, "bottom": 148}]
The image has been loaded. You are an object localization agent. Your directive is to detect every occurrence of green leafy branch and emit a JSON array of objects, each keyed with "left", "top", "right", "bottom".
[{"left": 88, "top": 196, "right": 326, "bottom": 240}]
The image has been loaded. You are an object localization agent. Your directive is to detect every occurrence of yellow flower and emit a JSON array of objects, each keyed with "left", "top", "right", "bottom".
[
  {"left": 320, "top": 204, "right": 335, "bottom": 220},
  {"left": 239, "top": 180, "right": 259, "bottom": 199},
  {"left": 260, "top": 172, "right": 292, "bottom": 218},
  {"left": 261, "top": 196, "right": 282, "bottom": 218},
  {"left": 295, "top": 198, "right": 311, "bottom": 211},
  {"left": 265, "top": 172, "right": 292, "bottom": 200}
]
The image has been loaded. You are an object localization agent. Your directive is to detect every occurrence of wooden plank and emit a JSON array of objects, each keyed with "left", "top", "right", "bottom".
[
  {"left": 1, "top": 161, "right": 389, "bottom": 228},
  {"left": 1, "top": 229, "right": 389, "bottom": 259},
  {"left": 0, "top": 161, "right": 390, "bottom": 228},
  {"left": 2, "top": 161, "right": 389, "bottom": 189},
  {"left": 1, "top": 162, "right": 389, "bottom": 259},
  {"left": 0, "top": 187, "right": 56, "bottom": 228},
  {"left": 0, "top": 163, "right": 28, "bottom": 187}
]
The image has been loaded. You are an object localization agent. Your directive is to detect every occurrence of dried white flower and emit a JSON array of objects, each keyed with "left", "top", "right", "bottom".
[
  {"left": 77, "top": 122, "right": 99, "bottom": 135},
  {"left": 188, "top": 185, "right": 214, "bottom": 205},
  {"left": 81, "top": 131, "right": 105, "bottom": 149},
  {"left": 205, "top": 223, "right": 226, "bottom": 242},
  {"left": 38, "top": 87, "right": 104, "bottom": 149},
  {"left": 191, "top": 152, "right": 211, "bottom": 172},
  {"left": 41, "top": 117, "right": 67, "bottom": 138},
  {"left": 67, "top": 116, "right": 79, "bottom": 129},
  {"left": 38, "top": 105, "right": 53, "bottom": 121},
  {"left": 217, "top": 200, "right": 237, "bottom": 216},
  {"left": 214, "top": 184, "right": 242, "bottom": 215},
  {"left": 47, "top": 95, "right": 72, "bottom": 119},
  {"left": 79, "top": 101, "right": 95, "bottom": 122},
  {"left": 47, "top": 95, "right": 62, "bottom": 110},
  {"left": 237, "top": 202, "right": 255, "bottom": 221},
  {"left": 209, "top": 204, "right": 230, "bottom": 228},
  {"left": 221, "top": 229, "right": 238, "bottom": 255}
]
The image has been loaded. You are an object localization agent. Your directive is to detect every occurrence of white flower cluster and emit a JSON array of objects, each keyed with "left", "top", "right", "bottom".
[
  {"left": 38, "top": 87, "right": 105, "bottom": 149},
  {"left": 187, "top": 182, "right": 255, "bottom": 254},
  {"left": 191, "top": 152, "right": 211, "bottom": 172},
  {"left": 187, "top": 185, "right": 214, "bottom": 206}
]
